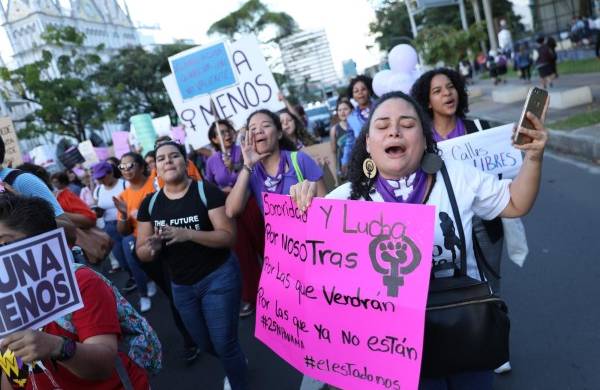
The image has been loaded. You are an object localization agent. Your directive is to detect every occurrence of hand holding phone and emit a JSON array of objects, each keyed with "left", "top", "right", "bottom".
[{"left": 514, "top": 87, "right": 549, "bottom": 145}]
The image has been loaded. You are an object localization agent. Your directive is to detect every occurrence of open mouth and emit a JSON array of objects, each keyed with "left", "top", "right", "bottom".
[
  {"left": 384, "top": 145, "right": 406, "bottom": 157},
  {"left": 443, "top": 99, "right": 456, "bottom": 108}
]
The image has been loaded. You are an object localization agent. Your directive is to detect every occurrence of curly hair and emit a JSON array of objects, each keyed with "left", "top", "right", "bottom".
[
  {"left": 346, "top": 75, "right": 374, "bottom": 100},
  {"left": 246, "top": 109, "right": 297, "bottom": 152},
  {"left": 278, "top": 108, "right": 317, "bottom": 147},
  {"left": 347, "top": 91, "right": 438, "bottom": 200},
  {"left": 410, "top": 68, "right": 469, "bottom": 119}
]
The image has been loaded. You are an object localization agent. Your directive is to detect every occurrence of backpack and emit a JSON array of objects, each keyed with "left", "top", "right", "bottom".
[
  {"left": 3, "top": 169, "right": 23, "bottom": 186},
  {"left": 54, "top": 263, "right": 163, "bottom": 376},
  {"left": 290, "top": 151, "right": 304, "bottom": 182},
  {"left": 148, "top": 180, "right": 207, "bottom": 215}
]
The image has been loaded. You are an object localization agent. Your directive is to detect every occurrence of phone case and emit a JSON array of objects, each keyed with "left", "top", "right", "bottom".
[{"left": 514, "top": 87, "right": 548, "bottom": 145}]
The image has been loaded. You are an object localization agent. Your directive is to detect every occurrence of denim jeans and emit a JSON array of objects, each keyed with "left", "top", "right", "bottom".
[
  {"left": 103, "top": 220, "right": 129, "bottom": 272},
  {"left": 171, "top": 255, "right": 247, "bottom": 389},
  {"left": 121, "top": 234, "right": 148, "bottom": 296},
  {"left": 419, "top": 370, "right": 494, "bottom": 390}
]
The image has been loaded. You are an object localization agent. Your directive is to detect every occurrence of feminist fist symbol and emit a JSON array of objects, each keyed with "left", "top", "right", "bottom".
[{"left": 369, "top": 234, "right": 421, "bottom": 297}]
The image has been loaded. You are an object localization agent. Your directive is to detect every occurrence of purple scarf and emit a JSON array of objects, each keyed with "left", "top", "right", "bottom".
[
  {"left": 375, "top": 169, "right": 428, "bottom": 204},
  {"left": 255, "top": 151, "right": 287, "bottom": 194},
  {"left": 220, "top": 145, "right": 242, "bottom": 166},
  {"left": 432, "top": 117, "right": 466, "bottom": 142}
]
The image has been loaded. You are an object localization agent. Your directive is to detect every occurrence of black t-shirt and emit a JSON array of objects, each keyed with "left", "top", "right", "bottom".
[{"left": 137, "top": 181, "right": 230, "bottom": 285}]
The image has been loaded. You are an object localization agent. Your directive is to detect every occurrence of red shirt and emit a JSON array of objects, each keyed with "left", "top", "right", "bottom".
[
  {"left": 23, "top": 268, "right": 149, "bottom": 390},
  {"left": 56, "top": 189, "right": 97, "bottom": 222}
]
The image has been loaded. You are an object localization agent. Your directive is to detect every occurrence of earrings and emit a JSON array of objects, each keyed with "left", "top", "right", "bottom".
[{"left": 362, "top": 157, "right": 377, "bottom": 179}]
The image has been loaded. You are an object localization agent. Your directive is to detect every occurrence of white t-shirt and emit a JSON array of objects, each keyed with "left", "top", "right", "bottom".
[
  {"left": 94, "top": 179, "right": 127, "bottom": 222},
  {"left": 326, "top": 161, "right": 511, "bottom": 280}
]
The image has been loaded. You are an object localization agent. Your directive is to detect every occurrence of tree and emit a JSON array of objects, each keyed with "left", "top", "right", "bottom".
[
  {"left": 414, "top": 23, "right": 486, "bottom": 66},
  {"left": 94, "top": 42, "right": 193, "bottom": 123},
  {"left": 207, "top": 0, "right": 299, "bottom": 43},
  {"left": 369, "top": 0, "right": 525, "bottom": 53},
  {"left": 0, "top": 26, "right": 106, "bottom": 141}
]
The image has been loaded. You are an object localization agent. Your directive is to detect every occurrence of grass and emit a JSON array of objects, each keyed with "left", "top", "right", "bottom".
[
  {"left": 548, "top": 108, "right": 600, "bottom": 130},
  {"left": 480, "top": 58, "right": 600, "bottom": 79}
]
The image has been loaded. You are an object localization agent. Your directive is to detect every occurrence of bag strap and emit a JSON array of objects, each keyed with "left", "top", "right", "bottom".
[
  {"left": 148, "top": 190, "right": 161, "bottom": 215},
  {"left": 3, "top": 169, "right": 23, "bottom": 185},
  {"left": 197, "top": 180, "right": 207, "bottom": 207},
  {"left": 290, "top": 152, "right": 304, "bottom": 183},
  {"left": 440, "top": 163, "right": 468, "bottom": 277},
  {"left": 440, "top": 163, "right": 487, "bottom": 281},
  {"left": 115, "top": 356, "right": 134, "bottom": 390},
  {"left": 149, "top": 180, "right": 207, "bottom": 215}
]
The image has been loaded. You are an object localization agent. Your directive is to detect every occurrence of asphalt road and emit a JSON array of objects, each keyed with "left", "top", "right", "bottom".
[{"left": 120, "top": 152, "right": 599, "bottom": 390}]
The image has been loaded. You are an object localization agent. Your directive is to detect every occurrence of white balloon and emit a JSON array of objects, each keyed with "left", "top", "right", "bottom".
[
  {"left": 388, "top": 44, "right": 419, "bottom": 73},
  {"left": 388, "top": 72, "right": 417, "bottom": 94},
  {"left": 372, "top": 69, "right": 393, "bottom": 97}
]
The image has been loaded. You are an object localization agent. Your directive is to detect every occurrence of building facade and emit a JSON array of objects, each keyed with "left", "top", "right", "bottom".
[
  {"left": 279, "top": 29, "right": 339, "bottom": 97},
  {"left": 0, "top": 0, "right": 139, "bottom": 68}
]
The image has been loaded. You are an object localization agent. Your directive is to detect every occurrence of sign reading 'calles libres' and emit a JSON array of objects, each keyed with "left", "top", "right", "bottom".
[{"left": 256, "top": 193, "right": 435, "bottom": 390}]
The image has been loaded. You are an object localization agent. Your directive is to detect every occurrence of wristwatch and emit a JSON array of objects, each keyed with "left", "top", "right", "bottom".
[{"left": 55, "top": 337, "right": 77, "bottom": 362}]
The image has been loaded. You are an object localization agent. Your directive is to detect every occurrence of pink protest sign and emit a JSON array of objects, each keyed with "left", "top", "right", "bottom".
[
  {"left": 256, "top": 193, "right": 435, "bottom": 390},
  {"left": 171, "top": 126, "right": 186, "bottom": 145},
  {"left": 94, "top": 147, "right": 111, "bottom": 161},
  {"left": 112, "top": 131, "right": 131, "bottom": 159}
]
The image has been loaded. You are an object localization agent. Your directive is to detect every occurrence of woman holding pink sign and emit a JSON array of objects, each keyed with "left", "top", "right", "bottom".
[{"left": 289, "top": 91, "right": 549, "bottom": 389}]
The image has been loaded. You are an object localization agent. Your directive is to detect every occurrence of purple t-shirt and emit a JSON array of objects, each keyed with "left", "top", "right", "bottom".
[
  {"left": 250, "top": 150, "right": 323, "bottom": 211},
  {"left": 204, "top": 145, "right": 243, "bottom": 188}
]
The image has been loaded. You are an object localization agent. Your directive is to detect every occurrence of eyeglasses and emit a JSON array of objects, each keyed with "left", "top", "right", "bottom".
[{"left": 118, "top": 162, "right": 137, "bottom": 171}]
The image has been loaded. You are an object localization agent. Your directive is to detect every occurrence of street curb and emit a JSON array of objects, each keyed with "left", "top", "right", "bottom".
[{"left": 547, "top": 129, "right": 600, "bottom": 163}]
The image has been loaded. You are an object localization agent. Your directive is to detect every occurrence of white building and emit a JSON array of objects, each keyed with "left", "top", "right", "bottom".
[
  {"left": 0, "top": 0, "right": 139, "bottom": 68},
  {"left": 279, "top": 29, "right": 339, "bottom": 94}
]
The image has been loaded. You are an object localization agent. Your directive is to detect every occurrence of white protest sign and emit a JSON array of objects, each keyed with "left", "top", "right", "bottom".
[
  {"left": 437, "top": 123, "right": 522, "bottom": 178},
  {"left": 0, "top": 228, "right": 83, "bottom": 338},
  {"left": 77, "top": 140, "right": 99, "bottom": 168},
  {"left": 163, "top": 75, "right": 213, "bottom": 148},
  {"left": 152, "top": 115, "right": 172, "bottom": 137},
  {"left": 164, "top": 35, "right": 285, "bottom": 149},
  {"left": 214, "top": 35, "right": 285, "bottom": 125},
  {"left": 0, "top": 117, "right": 23, "bottom": 167},
  {"left": 30, "top": 145, "right": 58, "bottom": 170}
]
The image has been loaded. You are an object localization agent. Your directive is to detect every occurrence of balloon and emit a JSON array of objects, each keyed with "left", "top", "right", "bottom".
[
  {"left": 388, "top": 44, "right": 418, "bottom": 73},
  {"left": 388, "top": 72, "right": 414, "bottom": 93},
  {"left": 372, "top": 69, "right": 394, "bottom": 97}
]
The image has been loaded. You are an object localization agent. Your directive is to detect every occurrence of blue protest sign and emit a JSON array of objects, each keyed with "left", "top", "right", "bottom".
[{"left": 170, "top": 42, "right": 236, "bottom": 100}]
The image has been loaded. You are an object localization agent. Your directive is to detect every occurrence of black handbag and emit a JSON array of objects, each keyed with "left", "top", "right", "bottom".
[{"left": 421, "top": 163, "right": 510, "bottom": 378}]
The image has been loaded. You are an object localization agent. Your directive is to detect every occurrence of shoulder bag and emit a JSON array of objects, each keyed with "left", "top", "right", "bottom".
[{"left": 421, "top": 163, "right": 510, "bottom": 378}]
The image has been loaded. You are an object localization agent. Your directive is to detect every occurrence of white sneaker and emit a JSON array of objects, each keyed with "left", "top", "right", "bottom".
[
  {"left": 494, "top": 361, "right": 512, "bottom": 374},
  {"left": 147, "top": 281, "right": 157, "bottom": 298},
  {"left": 223, "top": 377, "right": 231, "bottom": 390},
  {"left": 109, "top": 253, "right": 119, "bottom": 270},
  {"left": 140, "top": 297, "right": 152, "bottom": 313}
]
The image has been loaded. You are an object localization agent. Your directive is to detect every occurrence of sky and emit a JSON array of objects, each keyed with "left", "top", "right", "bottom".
[
  {"left": 0, "top": 0, "right": 533, "bottom": 74},
  {"left": 0, "top": 0, "right": 382, "bottom": 76}
]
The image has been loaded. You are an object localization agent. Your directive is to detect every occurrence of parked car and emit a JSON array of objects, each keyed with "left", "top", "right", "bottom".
[{"left": 305, "top": 104, "right": 332, "bottom": 138}]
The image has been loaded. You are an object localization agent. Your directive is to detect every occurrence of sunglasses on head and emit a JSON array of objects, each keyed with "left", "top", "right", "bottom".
[{"left": 118, "top": 162, "right": 137, "bottom": 171}]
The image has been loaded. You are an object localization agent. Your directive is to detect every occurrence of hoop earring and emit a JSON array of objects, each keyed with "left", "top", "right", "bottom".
[{"left": 362, "top": 157, "right": 377, "bottom": 179}]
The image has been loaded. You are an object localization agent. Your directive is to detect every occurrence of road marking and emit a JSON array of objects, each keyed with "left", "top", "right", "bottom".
[{"left": 546, "top": 151, "right": 600, "bottom": 175}]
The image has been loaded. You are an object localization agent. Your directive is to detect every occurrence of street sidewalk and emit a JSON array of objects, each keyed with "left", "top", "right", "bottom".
[{"left": 467, "top": 72, "right": 600, "bottom": 163}]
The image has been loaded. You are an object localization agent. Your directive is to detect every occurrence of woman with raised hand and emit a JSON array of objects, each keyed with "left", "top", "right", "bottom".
[
  {"left": 290, "top": 91, "right": 548, "bottom": 389},
  {"left": 225, "top": 109, "right": 326, "bottom": 219},
  {"left": 205, "top": 119, "right": 263, "bottom": 318},
  {"left": 136, "top": 141, "right": 247, "bottom": 390}
]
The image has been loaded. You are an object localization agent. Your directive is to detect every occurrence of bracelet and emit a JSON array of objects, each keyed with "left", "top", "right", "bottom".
[{"left": 243, "top": 164, "right": 254, "bottom": 174}]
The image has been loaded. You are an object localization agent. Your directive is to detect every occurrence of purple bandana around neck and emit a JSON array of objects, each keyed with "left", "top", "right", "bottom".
[
  {"left": 432, "top": 117, "right": 466, "bottom": 142},
  {"left": 375, "top": 168, "right": 428, "bottom": 204},
  {"left": 255, "top": 151, "right": 287, "bottom": 194},
  {"left": 221, "top": 145, "right": 242, "bottom": 166}
]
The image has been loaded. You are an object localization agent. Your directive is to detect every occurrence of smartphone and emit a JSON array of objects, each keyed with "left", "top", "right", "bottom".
[{"left": 514, "top": 87, "right": 548, "bottom": 145}]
